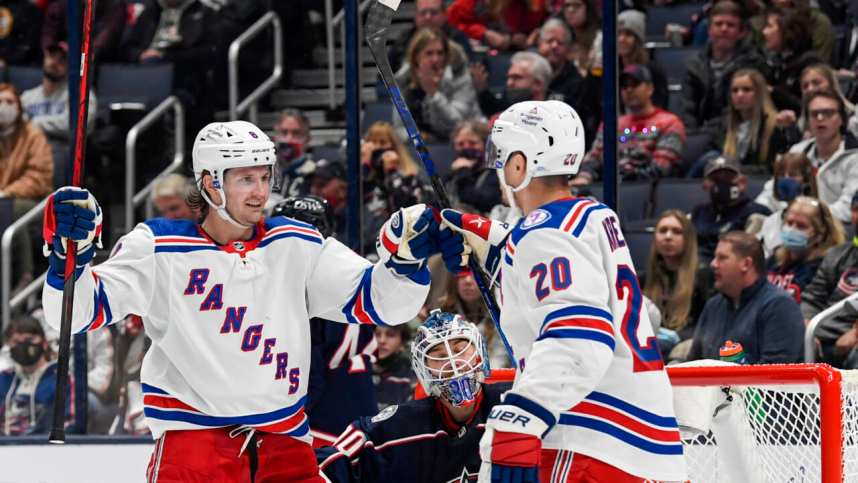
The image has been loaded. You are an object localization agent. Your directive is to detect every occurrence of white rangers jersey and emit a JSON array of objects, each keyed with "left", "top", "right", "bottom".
[
  {"left": 498, "top": 197, "right": 687, "bottom": 481},
  {"left": 42, "top": 217, "right": 429, "bottom": 441}
]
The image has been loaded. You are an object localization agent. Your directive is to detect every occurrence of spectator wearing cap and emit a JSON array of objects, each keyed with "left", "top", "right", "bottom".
[
  {"left": 788, "top": 90, "right": 858, "bottom": 223},
  {"left": 150, "top": 173, "right": 195, "bottom": 220},
  {"left": 687, "top": 231, "right": 805, "bottom": 363},
  {"left": 475, "top": 51, "right": 552, "bottom": 119},
  {"left": 576, "top": 64, "right": 686, "bottom": 183},
  {"left": 617, "top": 9, "right": 668, "bottom": 110},
  {"left": 0, "top": 0, "right": 43, "bottom": 67},
  {"left": 21, "top": 44, "right": 98, "bottom": 150},
  {"left": 691, "top": 156, "right": 771, "bottom": 263},
  {"left": 802, "top": 192, "right": 858, "bottom": 366},
  {"left": 680, "top": 0, "right": 767, "bottom": 129}
]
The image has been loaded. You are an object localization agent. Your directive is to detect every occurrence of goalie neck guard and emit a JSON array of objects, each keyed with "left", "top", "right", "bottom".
[{"left": 411, "top": 310, "right": 490, "bottom": 407}]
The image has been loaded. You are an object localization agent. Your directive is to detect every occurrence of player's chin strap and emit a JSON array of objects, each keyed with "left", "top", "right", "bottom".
[
  {"left": 200, "top": 185, "right": 254, "bottom": 229},
  {"left": 495, "top": 170, "right": 524, "bottom": 222},
  {"left": 228, "top": 426, "right": 257, "bottom": 457}
]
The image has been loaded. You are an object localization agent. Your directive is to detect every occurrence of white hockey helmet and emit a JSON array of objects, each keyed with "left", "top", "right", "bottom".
[
  {"left": 411, "top": 310, "right": 490, "bottom": 407},
  {"left": 486, "top": 100, "right": 586, "bottom": 193},
  {"left": 192, "top": 121, "right": 276, "bottom": 227}
]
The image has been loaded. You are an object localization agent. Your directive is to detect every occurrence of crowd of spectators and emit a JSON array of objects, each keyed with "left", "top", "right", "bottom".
[{"left": 5, "top": 0, "right": 858, "bottom": 443}]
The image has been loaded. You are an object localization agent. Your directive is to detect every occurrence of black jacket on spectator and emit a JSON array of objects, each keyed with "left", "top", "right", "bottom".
[
  {"left": 705, "top": 114, "right": 801, "bottom": 174},
  {"left": 680, "top": 37, "right": 768, "bottom": 129},
  {"left": 767, "top": 50, "right": 824, "bottom": 114},
  {"left": 0, "top": 0, "right": 43, "bottom": 66},
  {"left": 42, "top": 0, "right": 128, "bottom": 64},
  {"left": 546, "top": 66, "right": 603, "bottom": 149},
  {"left": 688, "top": 276, "right": 805, "bottom": 363},
  {"left": 767, "top": 255, "right": 823, "bottom": 304},
  {"left": 445, "top": 165, "right": 501, "bottom": 214},
  {"left": 801, "top": 241, "right": 858, "bottom": 365},
  {"left": 373, "top": 351, "right": 416, "bottom": 410},
  {"left": 692, "top": 195, "right": 772, "bottom": 263}
]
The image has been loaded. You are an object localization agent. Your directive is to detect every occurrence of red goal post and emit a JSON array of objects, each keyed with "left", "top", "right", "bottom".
[{"left": 426, "top": 364, "right": 858, "bottom": 482}]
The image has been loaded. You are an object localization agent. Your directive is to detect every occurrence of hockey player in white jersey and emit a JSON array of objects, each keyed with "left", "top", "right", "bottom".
[
  {"left": 438, "top": 101, "right": 688, "bottom": 482},
  {"left": 41, "top": 121, "right": 443, "bottom": 482}
]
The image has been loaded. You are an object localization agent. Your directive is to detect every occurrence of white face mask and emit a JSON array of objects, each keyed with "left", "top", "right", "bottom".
[{"left": 0, "top": 103, "right": 18, "bottom": 127}]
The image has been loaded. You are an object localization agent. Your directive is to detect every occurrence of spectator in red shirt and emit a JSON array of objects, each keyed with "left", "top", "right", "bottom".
[
  {"left": 446, "top": 0, "right": 547, "bottom": 51},
  {"left": 577, "top": 64, "right": 686, "bottom": 182}
]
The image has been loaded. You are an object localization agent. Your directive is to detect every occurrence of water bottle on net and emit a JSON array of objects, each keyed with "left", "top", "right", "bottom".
[{"left": 720, "top": 340, "right": 766, "bottom": 422}]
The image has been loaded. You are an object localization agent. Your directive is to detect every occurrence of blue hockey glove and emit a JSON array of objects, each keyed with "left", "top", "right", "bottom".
[
  {"left": 43, "top": 187, "right": 102, "bottom": 281},
  {"left": 440, "top": 209, "right": 511, "bottom": 280},
  {"left": 377, "top": 204, "right": 439, "bottom": 280}
]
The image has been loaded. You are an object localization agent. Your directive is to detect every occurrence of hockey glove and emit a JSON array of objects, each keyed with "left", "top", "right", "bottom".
[
  {"left": 478, "top": 394, "right": 556, "bottom": 483},
  {"left": 439, "top": 209, "right": 511, "bottom": 280},
  {"left": 43, "top": 187, "right": 103, "bottom": 281},
  {"left": 377, "top": 204, "right": 439, "bottom": 279}
]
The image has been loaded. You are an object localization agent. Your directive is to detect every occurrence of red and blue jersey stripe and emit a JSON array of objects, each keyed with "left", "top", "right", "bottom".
[
  {"left": 538, "top": 305, "right": 615, "bottom": 351},
  {"left": 78, "top": 272, "right": 114, "bottom": 333},
  {"left": 342, "top": 267, "right": 388, "bottom": 326},
  {"left": 561, "top": 199, "right": 609, "bottom": 238},
  {"left": 560, "top": 391, "right": 682, "bottom": 455},
  {"left": 142, "top": 383, "right": 309, "bottom": 437}
]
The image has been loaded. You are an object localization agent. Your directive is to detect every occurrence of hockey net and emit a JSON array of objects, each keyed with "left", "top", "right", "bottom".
[{"left": 477, "top": 364, "right": 858, "bottom": 482}]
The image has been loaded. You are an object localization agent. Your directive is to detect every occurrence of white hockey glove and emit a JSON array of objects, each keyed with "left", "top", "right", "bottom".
[
  {"left": 43, "top": 187, "right": 103, "bottom": 282},
  {"left": 478, "top": 393, "right": 556, "bottom": 483},
  {"left": 377, "top": 204, "right": 439, "bottom": 280},
  {"left": 439, "top": 209, "right": 512, "bottom": 282}
]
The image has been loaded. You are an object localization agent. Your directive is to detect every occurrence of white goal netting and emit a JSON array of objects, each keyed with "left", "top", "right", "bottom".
[{"left": 669, "top": 367, "right": 858, "bottom": 483}]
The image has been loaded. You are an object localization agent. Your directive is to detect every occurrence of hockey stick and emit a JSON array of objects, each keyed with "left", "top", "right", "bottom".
[
  {"left": 364, "top": 0, "right": 514, "bottom": 364},
  {"left": 49, "top": 0, "right": 98, "bottom": 444}
]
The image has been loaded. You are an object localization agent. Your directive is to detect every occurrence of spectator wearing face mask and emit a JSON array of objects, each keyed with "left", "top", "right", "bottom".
[
  {"left": 272, "top": 108, "right": 314, "bottom": 199},
  {"left": 788, "top": 90, "right": 858, "bottom": 223},
  {"left": 753, "top": 153, "right": 817, "bottom": 256},
  {"left": 0, "top": 83, "right": 53, "bottom": 293},
  {"left": 474, "top": 51, "right": 552, "bottom": 119},
  {"left": 309, "top": 160, "right": 348, "bottom": 240},
  {"left": 444, "top": 120, "right": 500, "bottom": 214},
  {"left": 766, "top": 196, "right": 844, "bottom": 304},
  {"left": 21, "top": 43, "right": 98, "bottom": 150},
  {"left": 0, "top": 315, "right": 71, "bottom": 436},
  {"left": 692, "top": 156, "right": 771, "bottom": 264}
]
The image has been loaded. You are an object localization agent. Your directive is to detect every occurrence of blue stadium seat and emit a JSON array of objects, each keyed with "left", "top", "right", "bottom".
[
  {"left": 362, "top": 101, "right": 393, "bottom": 134},
  {"left": 49, "top": 142, "right": 68, "bottom": 188},
  {"left": 745, "top": 174, "right": 768, "bottom": 201},
  {"left": 8, "top": 66, "right": 42, "bottom": 93},
  {"left": 485, "top": 53, "right": 512, "bottom": 90},
  {"left": 667, "top": 88, "right": 683, "bottom": 114},
  {"left": 426, "top": 143, "right": 457, "bottom": 176},
  {"left": 623, "top": 228, "right": 654, "bottom": 276},
  {"left": 652, "top": 46, "right": 700, "bottom": 83},
  {"left": 575, "top": 181, "right": 652, "bottom": 222},
  {"left": 680, "top": 131, "right": 712, "bottom": 175},
  {"left": 652, "top": 178, "right": 708, "bottom": 216},
  {"left": 96, "top": 63, "right": 173, "bottom": 110},
  {"left": 646, "top": 4, "right": 701, "bottom": 41},
  {"left": 313, "top": 145, "right": 342, "bottom": 164}
]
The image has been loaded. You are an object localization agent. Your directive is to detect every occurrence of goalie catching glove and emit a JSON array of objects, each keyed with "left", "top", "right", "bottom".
[
  {"left": 42, "top": 187, "right": 103, "bottom": 281},
  {"left": 377, "top": 204, "right": 441, "bottom": 281},
  {"left": 479, "top": 393, "right": 556, "bottom": 483},
  {"left": 439, "top": 209, "right": 512, "bottom": 283}
]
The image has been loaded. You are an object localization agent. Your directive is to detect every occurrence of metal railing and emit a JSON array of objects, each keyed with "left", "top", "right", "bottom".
[
  {"left": 125, "top": 96, "right": 185, "bottom": 232},
  {"left": 1, "top": 198, "right": 48, "bottom": 331},
  {"left": 229, "top": 11, "right": 283, "bottom": 123},
  {"left": 325, "top": 0, "right": 372, "bottom": 110},
  {"left": 805, "top": 291, "right": 858, "bottom": 362}
]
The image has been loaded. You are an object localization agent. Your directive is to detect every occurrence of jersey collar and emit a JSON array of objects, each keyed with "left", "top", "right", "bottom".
[{"left": 196, "top": 221, "right": 267, "bottom": 258}]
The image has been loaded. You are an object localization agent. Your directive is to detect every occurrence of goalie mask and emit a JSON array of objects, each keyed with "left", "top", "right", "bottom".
[
  {"left": 411, "top": 310, "right": 490, "bottom": 407},
  {"left": 486, "top": 100, "right": 585, "bottom": 212}
]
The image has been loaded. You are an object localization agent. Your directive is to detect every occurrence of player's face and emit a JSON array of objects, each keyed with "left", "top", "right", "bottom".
[
  {"left": 154, "top": 194, "right": 194, "bottom": 220},
  {"left": 654, "top": 215, "right": 685, "bottom": 261},
  {"left": 375, "top": 326, "right": 403, "bottom": 360},
  {"left": 223, "top": 166, "right": 272, "bottom": 225},
  {"left": 425, "top": 338, "right": 477, "bottom": 379}
]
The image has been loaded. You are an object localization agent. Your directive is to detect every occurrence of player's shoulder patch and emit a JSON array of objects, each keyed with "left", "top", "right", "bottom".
[
  {"left": 371, "top": 404, "right": 398, "bottom": 423},
  {"left": 521, "top": 209, "right": 551, "bottom": 229}
]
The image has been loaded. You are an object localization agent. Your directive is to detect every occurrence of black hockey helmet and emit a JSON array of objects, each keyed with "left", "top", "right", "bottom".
[{"left": 272, "top": 195, "right": 334, "bottom": 238}]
